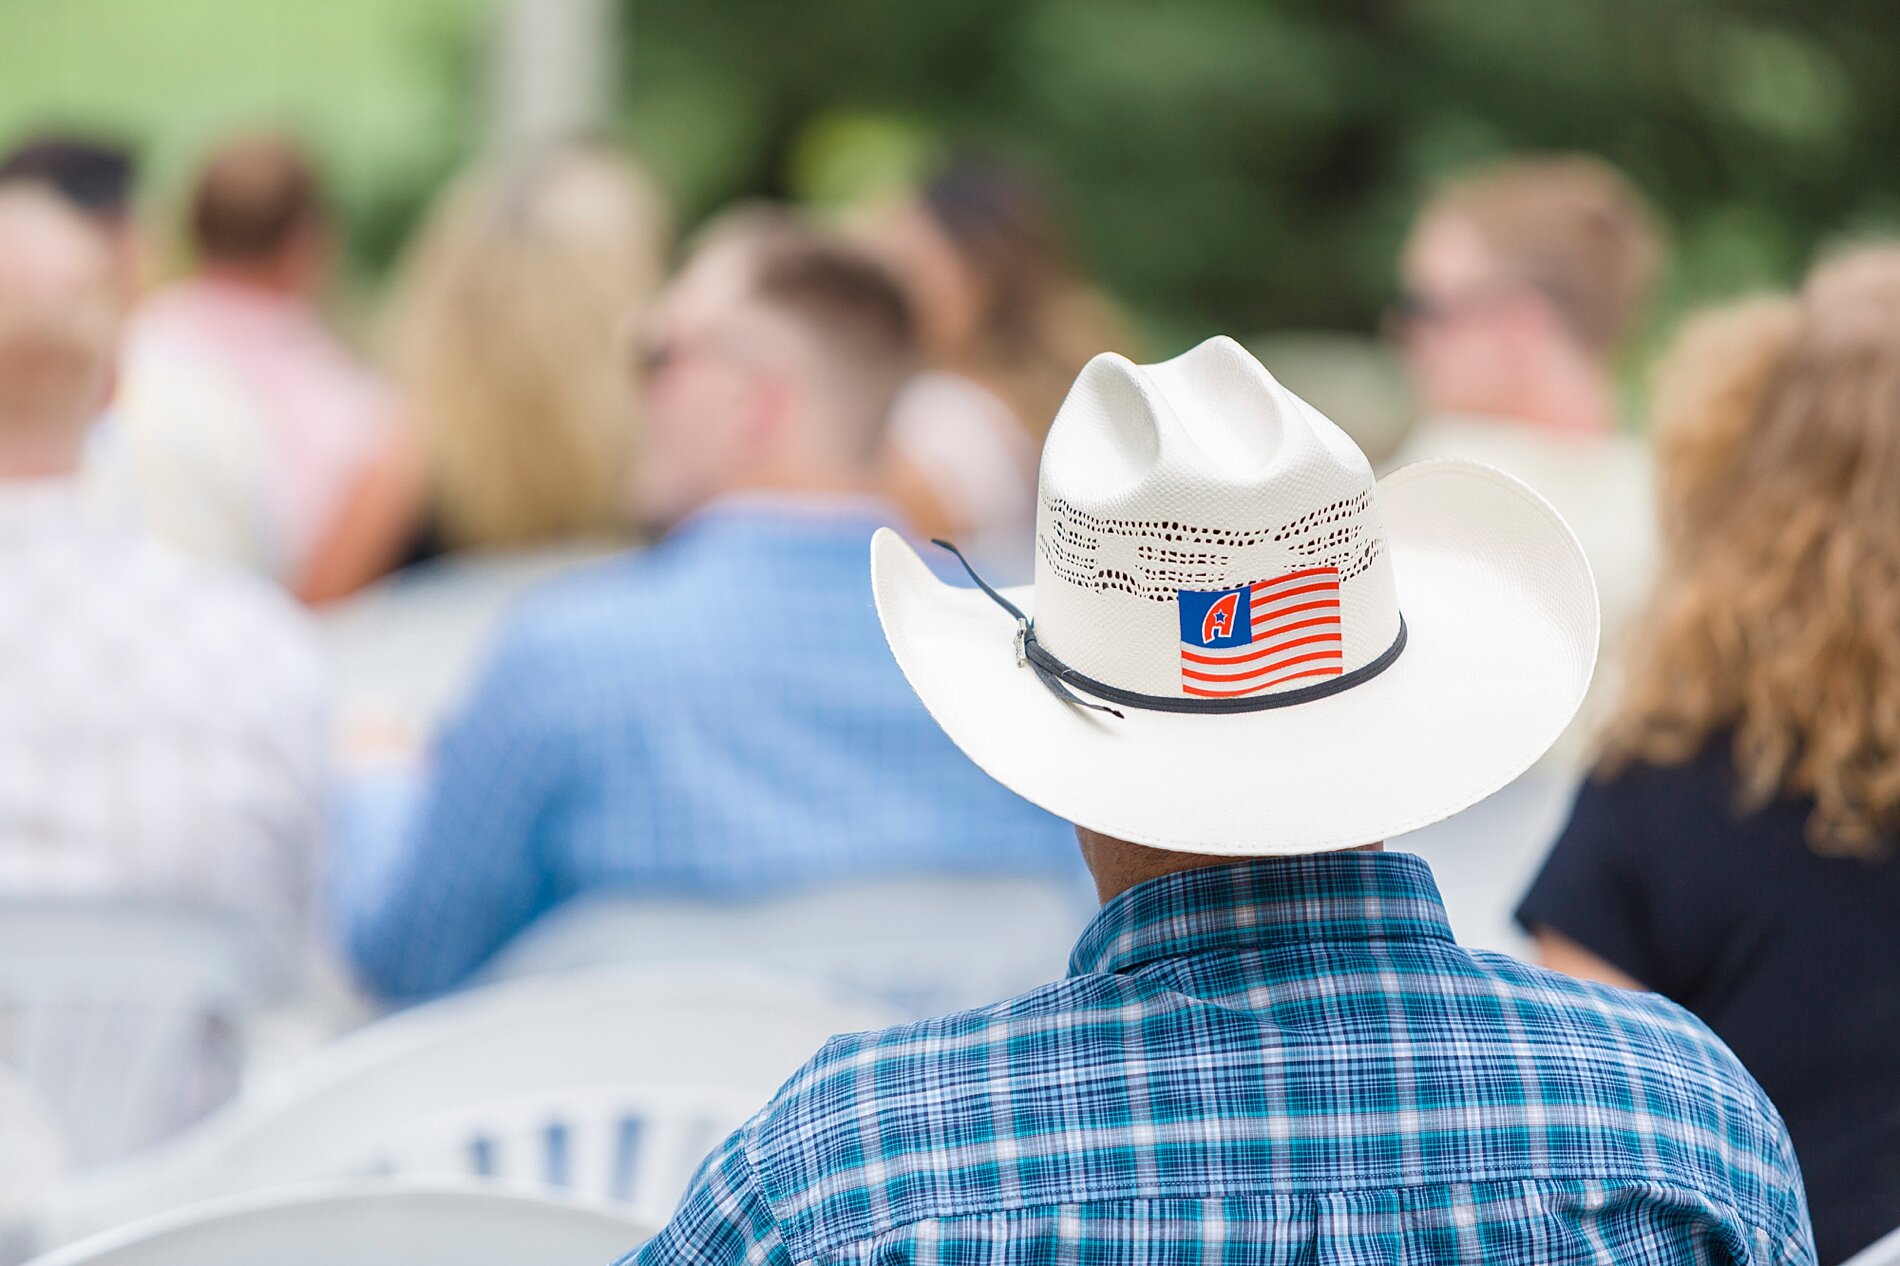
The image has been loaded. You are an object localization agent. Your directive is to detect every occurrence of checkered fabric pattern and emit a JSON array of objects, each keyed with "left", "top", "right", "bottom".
[
  {"left": 631, "top": 852, "right": 1815, "bottom": 1265},
  {"left": 0, "top": 481, "right": 326, "bottom": 919},
  {"left": 338, "top": 497, "right": 1079, "bottom": 1001}
]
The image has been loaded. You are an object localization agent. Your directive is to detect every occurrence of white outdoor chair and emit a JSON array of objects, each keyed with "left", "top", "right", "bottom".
[
  {"left": 0, "top": 1068, "right": 66, "bottom": 1265},
  {"left": 23, "top": 1180, "right": 653, "bottom": 1266},
  {"left": 369, "top": 1082, "right": 761, "bottom": 1223},
  {"left": 0, "top": 900, "right": 299, "bottom": 1168},
  {"left": 42, "top": 965, "right": 897, "bottom": 1244},
  {"left": 487, "top": 874, "right": 1095, "bottom": 1017},
  {"left": 1847, "top": 1225, "right": 1900, "bottom": 1266}
]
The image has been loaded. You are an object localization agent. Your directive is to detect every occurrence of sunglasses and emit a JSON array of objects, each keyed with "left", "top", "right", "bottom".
[
  {"left": 637, "top": 337, "right": 683, "bottom": 378},
  {"left": 1384, "top": 280, "right": 1549, "bottom": 338},
  {"left": 630, "top": 328, "right": 768, "bottom": 384}
]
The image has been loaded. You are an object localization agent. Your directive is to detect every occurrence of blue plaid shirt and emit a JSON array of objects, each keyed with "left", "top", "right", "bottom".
[
  {"left": 631, "top": 852, "right": 1814, "bottom": 1264},
  {"left": 337, "top": 497, "right": 1079, "bottom": 1000}
]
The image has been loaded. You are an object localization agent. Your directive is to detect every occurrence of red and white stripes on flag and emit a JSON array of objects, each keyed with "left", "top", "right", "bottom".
[{"left": 1180, "top": 566, "right": 1344, "bottom": 698}]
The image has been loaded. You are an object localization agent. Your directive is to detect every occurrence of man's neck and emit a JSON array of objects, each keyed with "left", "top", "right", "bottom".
[
  {"left": 1078, "top": 827, "right": 1384, "bottom": 905},
  {"left": 715, "top": 466, "right": 884, "bottom": 501},
  {"left": 652, "top": 470, "right": 896, "bottom": 538}
]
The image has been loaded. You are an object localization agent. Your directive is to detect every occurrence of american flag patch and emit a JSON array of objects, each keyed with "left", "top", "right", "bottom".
[{"left": 1176, "top": 567, "right": 1344, "bottom": 698}]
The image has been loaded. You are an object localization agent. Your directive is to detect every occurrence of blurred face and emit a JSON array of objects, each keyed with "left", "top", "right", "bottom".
[
  {"left": 861, "top": 198, "right": 983, "bottom": 363},
  {"left": 1394, "top": 211, "right": 1539, "bottom": 416},
  {"left": 634, "top": 244, "right": 784, "bottom": 529}
]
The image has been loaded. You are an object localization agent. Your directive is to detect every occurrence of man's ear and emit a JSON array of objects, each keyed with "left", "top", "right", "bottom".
[{"left": 745, "top": 369, "right": 799, "bottom": 452}]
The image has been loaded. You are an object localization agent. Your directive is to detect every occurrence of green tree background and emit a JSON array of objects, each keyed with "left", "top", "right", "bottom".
[
  {"left": 3, "top": 0, "right": 1896, "bottom": 356},
  {"left": 621, "top": 0, "right": 1900, "bottom": 354}
]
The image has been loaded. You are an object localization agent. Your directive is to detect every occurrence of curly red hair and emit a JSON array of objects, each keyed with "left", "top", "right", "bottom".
[{"left": 1601, "top": 246, "right": 1900, "bottom": 854}]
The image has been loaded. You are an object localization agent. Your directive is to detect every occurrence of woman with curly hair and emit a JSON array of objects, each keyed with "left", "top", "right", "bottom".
[{"left": 1517, "top": 245, "right": 1900, "bottom": 1264}]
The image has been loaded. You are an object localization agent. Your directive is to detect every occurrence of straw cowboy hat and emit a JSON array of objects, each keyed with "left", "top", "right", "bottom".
[{"left": 871, "top": 336, "right": 1598, "bottom": 854}]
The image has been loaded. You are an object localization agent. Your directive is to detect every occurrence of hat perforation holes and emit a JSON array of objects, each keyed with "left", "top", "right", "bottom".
[{"left": 1039, "top": 492, "right": 1385, "bottom": 602}]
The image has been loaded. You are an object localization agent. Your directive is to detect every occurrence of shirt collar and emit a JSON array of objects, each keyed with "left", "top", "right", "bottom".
[
  {"left": 1067, "top": 851, "right": 1455, "bottom": 978},
  {"left": 669, "top": 491, "right": 906, "bottom": 542},
  {"left": 171, "top": 276, "right": 313, "bottom": 328}
]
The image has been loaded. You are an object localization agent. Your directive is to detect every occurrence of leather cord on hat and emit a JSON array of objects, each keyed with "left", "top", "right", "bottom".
[
  {"left": 932, "top": 539, "right": 1408, "bottom": 719},
  {"left": 931, "top": 539, "right": 1126, "bottom": 718}
]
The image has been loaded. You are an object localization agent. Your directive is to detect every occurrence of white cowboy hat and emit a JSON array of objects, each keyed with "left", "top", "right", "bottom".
[{"left": 871, "top": 335, "right": 1598, "bottom": 855}]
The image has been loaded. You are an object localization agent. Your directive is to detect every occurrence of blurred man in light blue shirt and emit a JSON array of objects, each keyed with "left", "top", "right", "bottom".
[{"left": 338, "top": 213, "right": 1078, "bottom": 1001}]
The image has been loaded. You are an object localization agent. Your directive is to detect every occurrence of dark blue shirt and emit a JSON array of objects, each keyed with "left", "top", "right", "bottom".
[{"left": 1519, "top": 743, "right": 1900, "bottom": 1263}]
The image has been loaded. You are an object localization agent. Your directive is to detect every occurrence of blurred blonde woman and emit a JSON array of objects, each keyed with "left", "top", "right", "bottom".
[
  {"left": 299, "top": 145, "right": 668, "bottom": 602},
  {"left": 1517, "top": 245, "right": 1900, "bottom": 1264}
]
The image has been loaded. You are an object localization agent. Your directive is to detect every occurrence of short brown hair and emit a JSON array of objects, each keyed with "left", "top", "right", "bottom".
[
  {"left": 687, "top": 204, "right": 915, "bottom": 364},
  {"left": 1429, "top": 155, "right": 1664, "bottom": 356},
  {"left": 735, "top": 223, "right": 917, "bottom": 452},
  {"left": 750, "top": 233, "right": 915, "bottom": 367},
  {"left": 188, "top": 135, "right": 325, "bottom": 264}
]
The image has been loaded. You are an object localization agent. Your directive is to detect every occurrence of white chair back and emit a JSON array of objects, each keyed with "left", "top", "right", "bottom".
[
  {"left": 0, "top": 1068, "right": 66, "bottom": 1265},
  {"left": 0, "top": 901, "right": 297, "bottom": 1168},
  {"left": 44, "top": 965, "right": 896, "bottom": 1243},
  {"left": 24, "top": 1181, "right": 652, "bottom": 1266},
  {"left": 487, "top": 875, "right": 1094, "bottom": 1017},
  {"left": 1847, "top": 1225, "right": 1900, "bottom": 1266},
  {"left": 370, "top": 1083, "right": 760, "bottom": 1222}
]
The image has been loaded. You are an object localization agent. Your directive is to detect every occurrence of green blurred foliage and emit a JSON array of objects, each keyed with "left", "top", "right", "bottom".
[
  {"left": 2, "top": 0, "right": 1896, "bottom": 358},
  {"left": 618, "top": 0, "right": 1900, "bottom": 353},
  {"left": 0, "top": 0, "right": 484, "bottom": 279}
]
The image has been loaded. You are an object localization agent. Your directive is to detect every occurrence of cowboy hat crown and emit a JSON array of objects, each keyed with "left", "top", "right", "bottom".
[{"left": 1032, "top": 336, "right": 1403, "bottom": 705}]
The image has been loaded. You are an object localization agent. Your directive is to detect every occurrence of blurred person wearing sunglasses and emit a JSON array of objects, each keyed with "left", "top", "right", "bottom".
[
  {"left": 1387, "top": 155, "right": 1662, "bottom": 768},
  {"left": 335, "top": 212, "right": 1077, "bottom": 1002}
]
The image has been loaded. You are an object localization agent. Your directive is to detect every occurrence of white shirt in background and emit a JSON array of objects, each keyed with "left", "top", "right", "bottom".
[
  {"left": 1380, "top": 413, "right": 1658, "bottom": 957},
  {"left": 1386, "top": 412, "right": 1658, "bottom": 772},
  {"left": 887, "top": 372, "right": 1040, "bottom": 584},
  {"left": 1386, "top": 411, "right": 1657, "bottom": 641},
  {"left": 0, "top": 480, "right": 328, "bottom": 921}
]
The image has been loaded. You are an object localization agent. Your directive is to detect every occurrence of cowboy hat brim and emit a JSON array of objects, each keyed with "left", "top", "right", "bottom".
[{"left": 871, "top": 459, "right": 1599, "bottom": 855}]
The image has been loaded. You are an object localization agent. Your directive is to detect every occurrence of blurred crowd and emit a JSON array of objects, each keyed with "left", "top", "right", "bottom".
[{"left": 0, "top": 126, "right": 1896, "bottom": 1264}]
